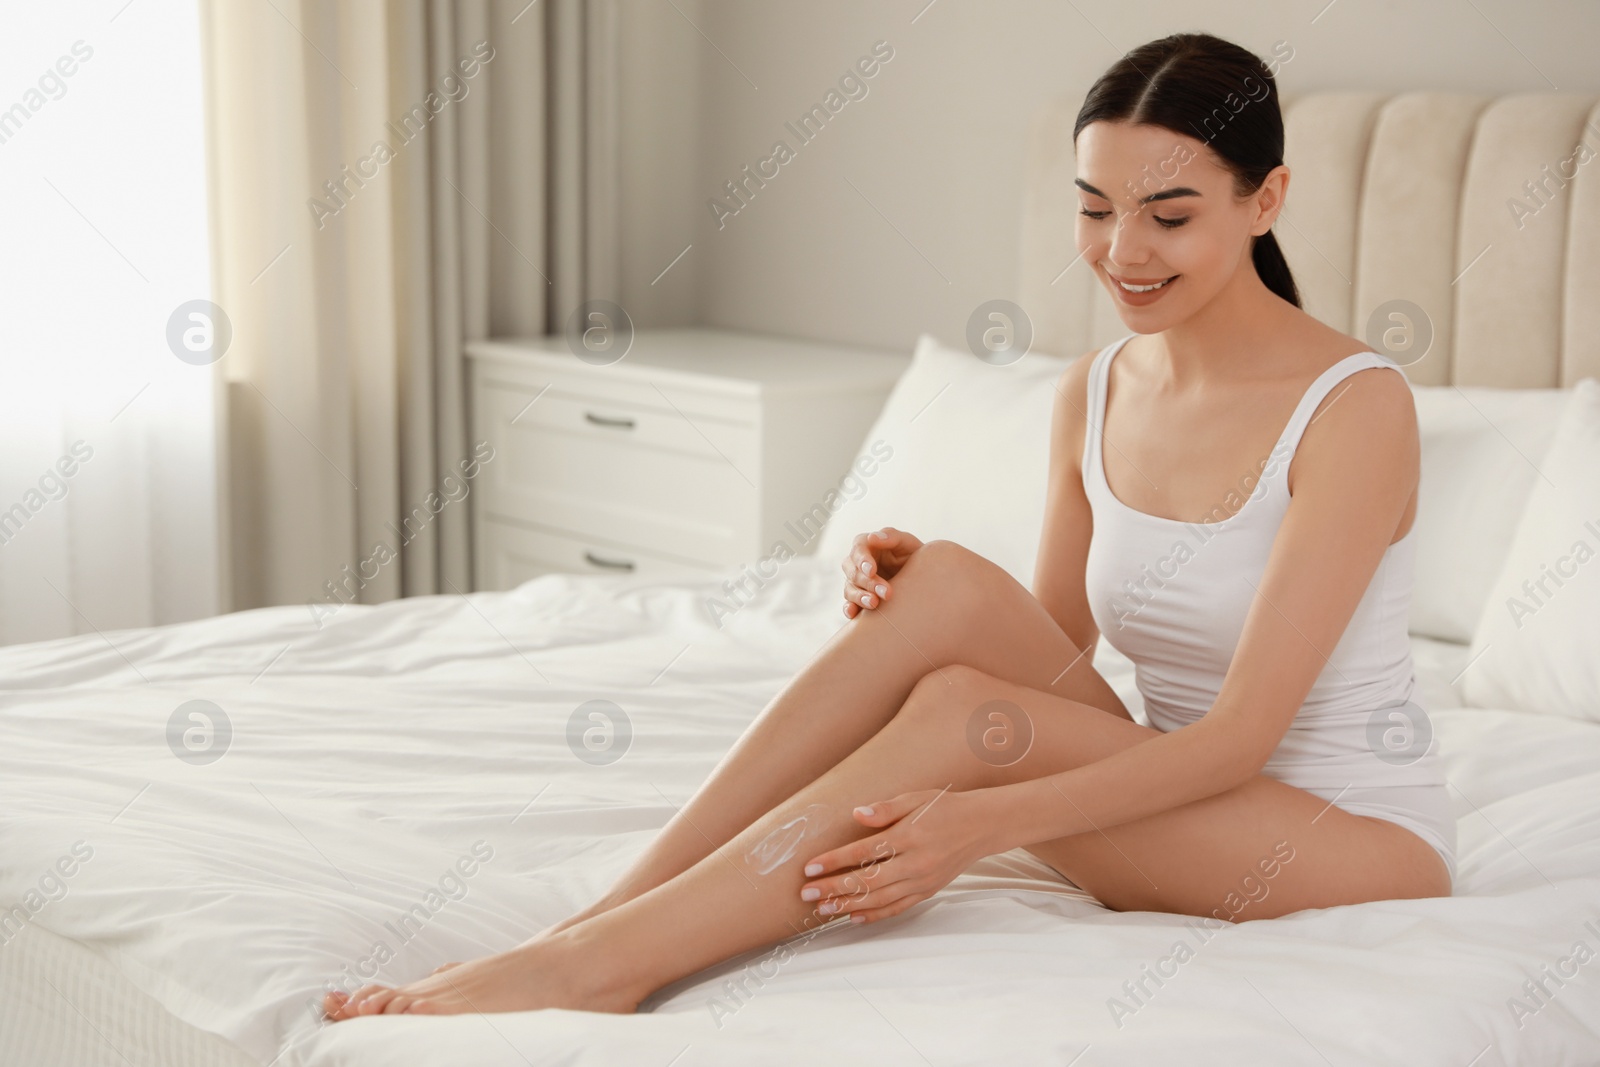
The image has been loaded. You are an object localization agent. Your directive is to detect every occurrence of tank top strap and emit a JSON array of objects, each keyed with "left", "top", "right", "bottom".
[
  {"left": 1081, "top": 333, "right": 1137, "bottom": 488},
  {"left": 1272, "top": 351, "right": 1403, "bottom": 466}
]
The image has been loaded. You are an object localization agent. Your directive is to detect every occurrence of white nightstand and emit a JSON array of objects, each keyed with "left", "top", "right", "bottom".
[{"left": 464, "top": 327, "right": 910, "bottom": 590}]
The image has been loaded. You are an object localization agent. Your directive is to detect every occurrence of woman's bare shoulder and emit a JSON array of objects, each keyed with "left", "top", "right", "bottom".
[
  {"left": 1058, "top": 344, "right": 1100, "bottom": 396},
  {"left": 1263, "top": 324, "right": 1413, "bottom": 494},
  {"left": 1286, "top": 311, "right": 1381, "bottom": 369}
]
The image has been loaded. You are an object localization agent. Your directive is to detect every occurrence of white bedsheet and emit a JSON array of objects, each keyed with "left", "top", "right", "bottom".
[{"left": 2, "top": 557, "right": 1598, "bottom": 1066}]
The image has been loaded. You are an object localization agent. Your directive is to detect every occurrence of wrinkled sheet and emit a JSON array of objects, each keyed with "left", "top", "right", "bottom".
[{"left": 2, "top": 557, "right": 1597, "bottom": 1066}]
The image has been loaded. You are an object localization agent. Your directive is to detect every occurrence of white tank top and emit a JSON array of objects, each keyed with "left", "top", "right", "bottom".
[{"left": 1081, "top": 333, "right": 1445, "bottom": 789}]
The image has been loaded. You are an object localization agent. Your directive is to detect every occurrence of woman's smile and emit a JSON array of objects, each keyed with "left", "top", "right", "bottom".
[{"left": 1105, "top": 268, "right": 1181, "bottom": 305}]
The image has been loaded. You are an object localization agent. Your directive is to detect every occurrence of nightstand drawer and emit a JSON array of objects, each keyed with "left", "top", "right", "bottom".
[
  {"left": 479, "top": 381, "right": 757, "bottom": 562},
  {"left": 483, "top": 377, "right": 757, "bottom": 464},
  {"left": 477, "top": 518, "right": 721, "bottom": 589}
]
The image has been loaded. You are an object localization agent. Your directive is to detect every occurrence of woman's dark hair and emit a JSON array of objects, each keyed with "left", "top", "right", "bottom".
[{"left": 1073, "top": 33, "right": 1301, "bottom": 309}]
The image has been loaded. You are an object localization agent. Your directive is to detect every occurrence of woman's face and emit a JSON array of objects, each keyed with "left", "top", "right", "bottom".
[{"left": 1074, "top": 121, "right": 1285, "bottom": 328}]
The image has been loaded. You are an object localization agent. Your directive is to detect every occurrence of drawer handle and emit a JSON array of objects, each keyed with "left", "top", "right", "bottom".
[
  {"left": 584, "top": 550, "right": 636, "bottom": 572},
  {"left": 584, "top": 411, "right": 636, "bottom": 430}
]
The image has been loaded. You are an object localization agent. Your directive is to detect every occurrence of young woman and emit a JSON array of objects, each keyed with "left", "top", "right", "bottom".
[{"left": 324, "top": 31, "right": 1454, "bottom": 1020}]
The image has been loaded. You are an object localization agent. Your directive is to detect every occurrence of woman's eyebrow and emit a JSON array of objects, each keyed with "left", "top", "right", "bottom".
[{"left": 1075, "top": 178, "right": 1203, "bottom": 204}]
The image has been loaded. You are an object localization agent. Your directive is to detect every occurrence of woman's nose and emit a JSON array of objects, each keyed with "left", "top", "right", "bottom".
[{"left": 1105, "top": 209, "right": 1153, "bottom": 266}]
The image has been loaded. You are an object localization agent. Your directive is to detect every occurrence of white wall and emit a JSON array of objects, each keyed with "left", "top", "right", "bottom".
[
  {"left": 617, "top": 0, "right": 1600, "bottom": 354},
  {"left": 616, "top": 0, "right": 705, "bottom": 328}
]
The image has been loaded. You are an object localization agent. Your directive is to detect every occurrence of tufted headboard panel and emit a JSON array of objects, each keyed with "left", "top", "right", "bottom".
[{"left": 1018, "top": 90, "right": 1600, "bottom": 387}]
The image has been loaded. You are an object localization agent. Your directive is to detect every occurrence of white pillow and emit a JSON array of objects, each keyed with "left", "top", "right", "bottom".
[
  {"left": 1462, "top": 379, "right": 1600, "bottom": 721},
  {"left": 814, "top": 333, "right": 1069, "bottom": 589},
  {"left": 1407, "top": 384, "right": 1569, "bottom": 642}
]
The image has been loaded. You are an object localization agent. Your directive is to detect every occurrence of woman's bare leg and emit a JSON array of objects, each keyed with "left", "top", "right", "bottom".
[
  {"left": 329, "top": 663, "right": 1442, "bottom": 1018},
  {"left": 536, "top": 540, "right": 1130, "bottom": 937}
]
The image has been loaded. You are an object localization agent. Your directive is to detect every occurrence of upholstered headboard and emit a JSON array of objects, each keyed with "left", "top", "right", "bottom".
[{"left": 1018, "top": 91, "right": 1600, "bottom": 387}]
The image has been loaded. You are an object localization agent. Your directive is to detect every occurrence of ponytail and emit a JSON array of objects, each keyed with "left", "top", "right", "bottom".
[{"left": 1251, "top": 229, "right": 1301, "bottom": 309}]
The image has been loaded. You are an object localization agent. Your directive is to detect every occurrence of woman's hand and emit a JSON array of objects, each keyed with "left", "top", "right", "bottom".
[
  {"left": 841, "top": 527, "right": 923, "bottom": 618},
  {"left": 797, "top": 788, "right": 996, "bottom": 924}
]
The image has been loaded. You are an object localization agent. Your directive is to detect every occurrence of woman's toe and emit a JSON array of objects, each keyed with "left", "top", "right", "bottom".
[
  {"left": 381, "top": 994, "right": 415, "bottom": 1015},
  {"left": 339, "top": 984, "right": 386, "bottom": 1017},
  {"left": 357, "top": 988, "right": 400, "bottom": 1015}
]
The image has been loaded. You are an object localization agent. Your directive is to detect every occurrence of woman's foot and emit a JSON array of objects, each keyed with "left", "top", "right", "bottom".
[
  {"left": 321, "top": 931, "right": 642, "bottom": 1020},
  {"left": 511, "top": 892, "right": 636, "bottom": 949}
]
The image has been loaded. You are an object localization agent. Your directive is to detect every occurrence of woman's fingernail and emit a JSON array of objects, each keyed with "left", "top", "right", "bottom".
[
  {"left": 801, "top": 887, "right": 820, "bottom": 901},
  {"left": 860, "top": 561, "right": 871, "bottom": 573},
  {"left": 855, "top": 805, "right": 874, "bottom": 817},
  {"left": 875, "top": 584, "right": 886, "bottom": 596},
  {"left": 851, "top": 914, "right": 866, "bottom": 924},
  {"left": 805, "top": 863, "right": 823, "bottom": 876},
  {"left": 818, "top": 901, "right": 837, "bottom": 914}
]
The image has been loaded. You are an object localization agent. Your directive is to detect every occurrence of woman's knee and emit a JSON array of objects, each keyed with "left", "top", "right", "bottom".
[
  {"left": 899, "top": 539, "right": 982, "bottom": 577},
  {"left": 888, "top": 539, "right": 1004, "bottom": 610},
  {"left": 892, "top": 665, "right": 1041, "bottom": 782},
  {"left": 897, "top": 664, "right": 995, "bottom": 726}
]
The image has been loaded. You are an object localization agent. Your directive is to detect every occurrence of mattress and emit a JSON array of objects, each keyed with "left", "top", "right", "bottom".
[{"left": 2, "top": 556, "right": 1598, "bottom": 1066}]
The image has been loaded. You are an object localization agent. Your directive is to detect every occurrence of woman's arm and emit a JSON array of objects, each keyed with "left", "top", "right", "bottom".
[
  {"left": 1031, "top": 353, "right": 1103, "bottom": 654},
  {"left": 984, "top": 366, "right": 1421, "bottom": 853}
]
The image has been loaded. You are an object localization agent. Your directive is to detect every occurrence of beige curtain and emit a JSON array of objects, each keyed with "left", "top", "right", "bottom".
[{"left": 198, "top": 0, "right": 619, "bottom": 613}]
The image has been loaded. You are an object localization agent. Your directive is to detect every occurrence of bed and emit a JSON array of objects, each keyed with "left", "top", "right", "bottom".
[{"left": 5, "top": 90, "right": 1600, "bottom": 1066}]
